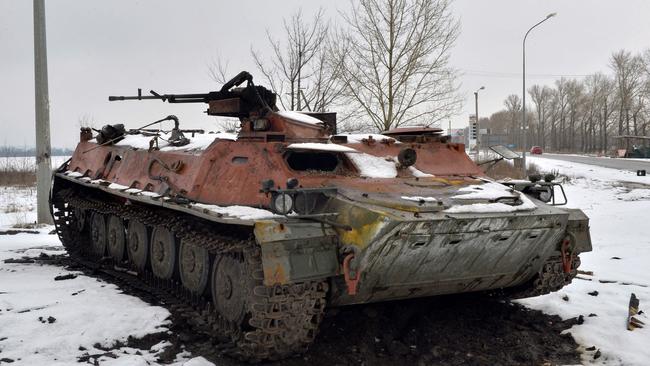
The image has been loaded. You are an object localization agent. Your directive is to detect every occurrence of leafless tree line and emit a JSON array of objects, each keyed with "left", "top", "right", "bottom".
[
  {"left": 210, "top": 0, "right": 462, "bottom": 133},
  {"left": 486, "top": 49, "right": 650, "bottom": 153}
]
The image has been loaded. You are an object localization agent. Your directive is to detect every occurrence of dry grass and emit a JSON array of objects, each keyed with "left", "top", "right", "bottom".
[
  {"left": 0, "top": 157, "right": 36, "bottom": 186},
  {"left": 4, "top": 203, "right": 21, "bottom": 213}
]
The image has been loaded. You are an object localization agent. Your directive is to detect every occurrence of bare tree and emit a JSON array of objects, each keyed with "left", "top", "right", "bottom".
[
  {"left": 206, "top": 56, "right": 242, "bottom": 132},
  {"left": 565, "top": 79, "right": 584, "bottom": 152},
  {"left": 528, "top": 85, "right": 552, "bottom": 148},
  {"left": 496, "top": 49, "right": 650, "bottom": 154},
  {"left": 207, "top": 56, "right": 230, "bottom": 85},
  {"left": 251, "top": 9, "right": 330, "bottom": 111},
  {"left": 333, "top": 0, "right": 462, "bottom": 132},
  {"left": 611, "top": 50, "right": 644, "bottom": 137},
  {"left": 504, "top": 94, "right": 522, "bottom": 146}
]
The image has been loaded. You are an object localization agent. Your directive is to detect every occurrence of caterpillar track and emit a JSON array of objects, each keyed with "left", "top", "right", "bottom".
[
  {"left": 501, "top": 256, "right": 581, "bottom": 300},
  {"left": 51, "top": 177, "right": 328, "bottom": 362}
]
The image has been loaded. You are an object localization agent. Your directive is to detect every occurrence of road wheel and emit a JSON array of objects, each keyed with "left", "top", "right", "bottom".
[
  {"left": 212, "top": 254, "right": 248, "bottom": 324},
  {"left": 74, "top": 207, "right": 87, "bottom": 232},
  {"left": 89, "top": 212, "right": 107, "bottom": 256},
  {"left": 150, "top": 226, "right": 177, "bottom": 280},
  {"left": 127, "top": 220, "right": 149, "bottom": 271},
  {"left": 210, "top": 245, "right": 328, "bottom": 361},
  {"left": 179, "top": 239, "right": 210, "bottom": 295},
  {"left": 107, "top": 215, "right": 126, "bottom": 261}
]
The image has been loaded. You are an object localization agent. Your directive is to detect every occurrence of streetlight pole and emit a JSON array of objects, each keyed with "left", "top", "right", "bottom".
[
  {"left": 474, "top": 86, "right": 485, "bottom": 161},
  {"left": 522, "top": 12, "right": 556, "bottom": 177}
]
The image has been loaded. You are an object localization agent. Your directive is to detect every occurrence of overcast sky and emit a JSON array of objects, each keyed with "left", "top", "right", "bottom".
[{"left": 2, "top": 0, "right": 650, "bottom": 148}]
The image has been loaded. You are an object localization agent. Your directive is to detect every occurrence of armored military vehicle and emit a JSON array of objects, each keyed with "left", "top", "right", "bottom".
[{"left": 51, "top": 71, "right": 591, "bottom": 361}]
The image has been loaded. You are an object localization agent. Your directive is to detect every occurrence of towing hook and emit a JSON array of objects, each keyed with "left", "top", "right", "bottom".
[
  {"left": 560, "top": 235, "right": 576, "bottom": 274},
  {"left": 343, "top": 253, "right": 361, "bottom": 296}
]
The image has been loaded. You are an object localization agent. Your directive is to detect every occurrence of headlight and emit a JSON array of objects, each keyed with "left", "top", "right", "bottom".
[{"left": 271, "top": 192, "right": 294, "bottom": 215}]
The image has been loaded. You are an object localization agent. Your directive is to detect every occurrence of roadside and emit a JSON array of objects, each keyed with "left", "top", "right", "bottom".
[
  {"left": 531, "top": 153, "right": 650, "bottom": 173},
  {"left": 518, "top": 156, "right": 650, "bottom": 365}
]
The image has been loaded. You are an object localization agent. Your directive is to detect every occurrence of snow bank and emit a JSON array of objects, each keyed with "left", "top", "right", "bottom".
[
  {"left": 345, "top": 153, "right": 397, "bottom": 178},
  {"left": 276, "top": 111, "right": 324, "bottom": 125},
  {"left": 529, "top": 155, "right": 650, "bottom": 185},
  {"left": 287, "top": 142, "right": 358, "bottom": 153},
  {"left": 518, "top": 157, "right": 650, "bottom": 365}
]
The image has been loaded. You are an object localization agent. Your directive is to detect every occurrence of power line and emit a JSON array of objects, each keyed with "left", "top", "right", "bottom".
[{"left": 461, "top": 69, "right": 591, "bottom": 79}]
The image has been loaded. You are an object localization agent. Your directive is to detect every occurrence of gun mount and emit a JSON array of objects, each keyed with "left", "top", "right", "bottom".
[{"left": 109, "top": 71, "right": 278, "bottom": 119}]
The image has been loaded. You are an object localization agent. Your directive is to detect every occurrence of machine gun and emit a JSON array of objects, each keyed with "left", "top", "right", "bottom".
[{"left": 108, "top": 71, "right": 277, "bottom": 118}]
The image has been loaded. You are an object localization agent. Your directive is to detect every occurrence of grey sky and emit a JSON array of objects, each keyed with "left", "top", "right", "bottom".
[{"left": 1, "top": 0, "right": 649, "bottom": 148}]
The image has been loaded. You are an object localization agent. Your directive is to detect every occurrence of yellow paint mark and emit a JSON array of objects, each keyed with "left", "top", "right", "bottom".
[{"left": 336, "top": 206, "right": 387, "bottom": 249}]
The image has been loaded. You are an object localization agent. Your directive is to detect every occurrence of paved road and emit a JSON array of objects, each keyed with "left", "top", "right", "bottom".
[{"left": 534, "top": 153, "right": 650, "bottom": 173}]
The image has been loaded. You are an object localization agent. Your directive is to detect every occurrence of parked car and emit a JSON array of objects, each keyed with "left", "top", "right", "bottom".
[{"left": 530, "top": 146, "right": 543, "bottom": 155}]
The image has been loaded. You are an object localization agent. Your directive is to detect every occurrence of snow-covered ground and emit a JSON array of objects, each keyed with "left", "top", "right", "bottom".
[
  {"left": 0, "top": 188, "right": 214, "bottom": 365},
  {"left": 518, "top": 156, "right": 650, "bottom": 366},
  {"left": 1, "top": 155, "right": 649, "bottom": 365}
]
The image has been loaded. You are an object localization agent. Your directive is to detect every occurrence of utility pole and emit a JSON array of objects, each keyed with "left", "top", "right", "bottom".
[{"left": 34, "top": 0, "right": 53, "bottom": 224}]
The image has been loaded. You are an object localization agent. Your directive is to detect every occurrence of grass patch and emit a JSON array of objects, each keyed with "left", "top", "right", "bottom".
[
  {"left": 4, "top": 203, "right": 21, "bottom": 213},
  {"left": 0, "top": 157, "right": 36, "bottom": 186}
]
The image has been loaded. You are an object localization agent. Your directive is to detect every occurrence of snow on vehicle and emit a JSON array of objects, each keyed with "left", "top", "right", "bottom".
[{"left": 50, "top": 71, "right": 592, "bottom": 361}]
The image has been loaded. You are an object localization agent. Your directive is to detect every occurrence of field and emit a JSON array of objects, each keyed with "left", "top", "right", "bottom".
[{"left": 0, "top": 156, "right": 69, "bottom": 186}]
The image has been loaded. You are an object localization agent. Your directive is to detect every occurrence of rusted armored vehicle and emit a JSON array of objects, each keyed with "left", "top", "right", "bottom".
[{"left": 51, "top": 71, "right": 591, "bottom": 361}]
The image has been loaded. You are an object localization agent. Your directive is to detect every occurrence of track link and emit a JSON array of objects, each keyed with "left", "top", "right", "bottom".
[
  {"left": 506, "top": 256, "right": 581, "bottom": 299},
  {"left": 51, "top": 179, "right": 327, "bottom": 362}
]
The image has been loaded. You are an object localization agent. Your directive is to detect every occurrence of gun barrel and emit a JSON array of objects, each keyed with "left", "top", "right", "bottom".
[
  {"left": 108, "top": 92, "right": 212, "bottom": 103},
  {"left": 108, "top": 95, "right": 162, "bottom": 101}
]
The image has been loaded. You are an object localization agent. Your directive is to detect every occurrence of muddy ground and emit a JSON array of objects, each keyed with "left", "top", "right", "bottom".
[
  {"left": 40, "top": 257, "right": 582, "bottom": 366},
  {"left": 130, "top": 290, "right": 581, "bottom": 366}
]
